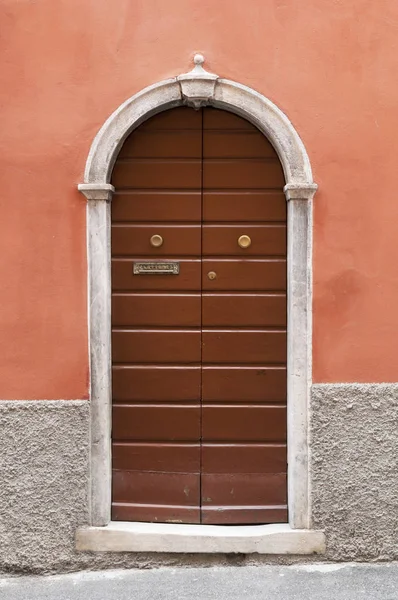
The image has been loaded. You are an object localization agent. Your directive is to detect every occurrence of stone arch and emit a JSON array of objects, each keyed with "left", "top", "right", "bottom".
[{"left": 80, "top": 55, "right": 315, "bottom": 189}]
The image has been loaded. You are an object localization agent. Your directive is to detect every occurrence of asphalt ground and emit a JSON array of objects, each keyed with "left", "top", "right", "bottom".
[{"left": 1, "top": 563, "right": 398, "bottom": 600}]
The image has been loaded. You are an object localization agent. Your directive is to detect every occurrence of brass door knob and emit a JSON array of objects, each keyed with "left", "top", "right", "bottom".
[
  {"left": 238, "top": 234, "right": 251, "bottom": 248},
  {"left": 207, "top": 271, "right": 217, "bottom": 280},
  {"left": 150, "top": 234, "right": 163, "bottom": 248}
]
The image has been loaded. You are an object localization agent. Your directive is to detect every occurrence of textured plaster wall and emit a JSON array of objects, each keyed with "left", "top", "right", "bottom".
[
  {"left": 0, "top": 401, "right": 90, "bottom": 573},
  {"left": 1, "top": 391, "right": 398, "bottom": 573},
  {"left": 311, "top": 384, "right": 398, "bottom": 560}
]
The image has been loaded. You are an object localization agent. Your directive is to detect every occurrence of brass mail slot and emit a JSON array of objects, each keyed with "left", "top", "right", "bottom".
[{"left": 133, "top": 261, "right": 180, "bottom": 275}]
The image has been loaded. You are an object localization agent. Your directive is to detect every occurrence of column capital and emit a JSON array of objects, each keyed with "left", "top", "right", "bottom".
[
  {"left": 284, "top": 183, "right": 318, "bottom": 201},
  {"left": 78, "top": 183, "right": 115, "bottom": 201}
]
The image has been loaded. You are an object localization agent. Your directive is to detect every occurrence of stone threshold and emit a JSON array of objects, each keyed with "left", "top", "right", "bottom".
[{"left": 76, "top": 522, "right": 326, "bottom": 554}]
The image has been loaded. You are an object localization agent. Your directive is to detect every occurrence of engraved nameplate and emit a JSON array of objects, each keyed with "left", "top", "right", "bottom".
[{"left": 133, "top": 261, "right": 180, "bottom": 275}]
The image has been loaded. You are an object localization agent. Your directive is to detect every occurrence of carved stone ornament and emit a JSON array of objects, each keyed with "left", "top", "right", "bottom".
[{"left": 177, "top": 54, "right": 219, "bottom": 109}]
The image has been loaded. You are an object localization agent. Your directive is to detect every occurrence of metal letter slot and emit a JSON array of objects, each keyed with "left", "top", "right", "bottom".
[
  {"left": 134, "top": 262, "right": 180, "bottom": 275},
  {"left": 238, "top": 234, "right": 251, "bottom": 248}
]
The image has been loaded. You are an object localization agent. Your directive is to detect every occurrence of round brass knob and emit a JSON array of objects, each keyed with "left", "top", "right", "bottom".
[
  {"left": 150, "top": 234, "right": 163, "bottom": 248},
  {"left": 207, "top": 271, "right": 217, "bottom": 280},
  {"left": 238, "top": 234, "right": 251, "bottom": 249}
]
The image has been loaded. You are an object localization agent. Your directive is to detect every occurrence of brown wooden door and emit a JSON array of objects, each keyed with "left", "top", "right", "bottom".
[{"left": 111, "top": 107, "right": 287, "bottom": 525}]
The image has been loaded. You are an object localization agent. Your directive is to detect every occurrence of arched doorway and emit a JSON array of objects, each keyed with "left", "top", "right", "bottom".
[
  {"left": 78, "top": 57, "right": 319, "bottom": 547},
  {"left": 110, "top": 106, "right": 288, "bottom": 524}
]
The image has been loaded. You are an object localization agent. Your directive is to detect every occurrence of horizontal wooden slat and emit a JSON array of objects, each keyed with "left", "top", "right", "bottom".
[
  {"left": 119, "top": 131, "right": 201, "bottom": 158},
  {"left": 112, "top": 160, "right": 201, "bottom": 189},
  {"left": 112, "top": 503, "right": 200, "bottom": 524},
  {"left": 202, "top": 473, "right": 287, "bottom": 505},
  {"left": 112, "top": 443, "right": 200, "bottom": 472},
  {"left": 201, "top": 505, "right": 287, "bottom": 525},
  {"left": 202, "top": 367, "right": 286, "bottom": 402},
  {"left": 112, "top": 294, "right": 201, "bottom": 327},
  {"left": 113, "top": 471, "right": 200, "bottom": 505},
  {"left": 140, "top": 107, "right": 202, "bottom": 130},
  {"left": 203, "top": 159, "right": 284, "bottom": 189},
  {"left": 202, "top": 330, "right": 286, "bottom": 364},
  {"left": 203, "top": 108, "right": 256, "bottom": 130},
  {"left": 202, "top": 405, "right": 287, "bottom": 441},
  {"left": 203, "top": 131, "right": 276, "bottom": 158},
  {"left": 112, "top": 330, "right": 201, "bottom": 364},
  {"left": 203, "top": 192, "right": 286, "bottom": 222},
  {"left": 112, "top": 259, "right": 201, "bottom": 291},
  {"left": 201, "top": 444, "right": 286, "bottom": 473},
  {"left": 202, "top": 225, "right": 286, "bottom": 256},
  {"left": 112, "top": 224, "right": 201, "bottom": 257},
  {"left": 112, "top": 192, "right": 201, "bottom": 223},
  {"left": 112, "top": 366, "right": 201, "bottom": 402},
  {"left": 202, "top": 260, "right": 286, "bottom": 291},
  {"left": 113, "top": 405, "right": 200, "bottom": 441},
  {"left": 202, "top": 294, "right": 286, "bottom": 327}
]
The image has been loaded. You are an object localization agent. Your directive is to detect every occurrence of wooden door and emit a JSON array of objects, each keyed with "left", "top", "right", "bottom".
[{"left": 110, "top": 107, "right": 287, "bottom": 525}]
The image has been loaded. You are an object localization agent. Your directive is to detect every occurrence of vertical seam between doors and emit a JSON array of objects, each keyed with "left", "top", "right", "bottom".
[{"left": 200, "top": 107, "right": 204, "bottom": 523}]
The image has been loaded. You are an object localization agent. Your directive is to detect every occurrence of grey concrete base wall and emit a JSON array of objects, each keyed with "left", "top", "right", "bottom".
[
  {"left": 1, "top": 389, "right": 398, "bottom": 573},
  {"left": 311, "top": 384, "right": 398, "bottom": 560}
]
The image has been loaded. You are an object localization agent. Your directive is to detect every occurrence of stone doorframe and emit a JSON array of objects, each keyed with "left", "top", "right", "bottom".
[{"left": 77, "top": 55, "right": 321, "bottom": 552}]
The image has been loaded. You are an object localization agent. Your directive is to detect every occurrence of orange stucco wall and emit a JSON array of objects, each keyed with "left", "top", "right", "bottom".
[{"left": 1, "top": 0, "right": 398, "bottom": 398}]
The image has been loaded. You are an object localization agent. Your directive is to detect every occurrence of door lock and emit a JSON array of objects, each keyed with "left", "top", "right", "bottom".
[{"left": 207, "top": 271, "right": 217, "bottom": 280}]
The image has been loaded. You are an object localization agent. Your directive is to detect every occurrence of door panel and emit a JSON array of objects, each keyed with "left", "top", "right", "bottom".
[
  {"left": 203, "top": 131, "right": 277, "bottom": 158},
  {"left": 113, "top": 443, "right": 201, "bottom": 472},
  {"left": 113, "top": 471, "right": 200, "bottom": 505},
  {"left": 202, "top": 225, "right": 286, "bottom": 256},
  {"left": 201, "top": 506, "right": 288, "bottom": 525},
  {"left": 119, "top": 131, "right": 202, "bottom": 158},
  {"left": 200, "top": 107, "right": 287, "bottom": 524},
  {"left": 112, "top": 224, "right": 201, "bottom": 257},
  {"left": 203, "top": 159, "right": 285, "bottom": 189},
  {"left": 111, "top": 108, "right": 202, "bottom": 523},
  {"left": 203, "top": 192, "right": 286, "bottom": 222},
  {"left": 112, "top": 160, "right": 202, "bottom": 189},
  {"left": 112, "top": 471, "right": 200, "bottom": 524},
  {"left": 113, "top": 405, "right": 201, "bottom": 441},
  {"left": 203, "top": 109, "right": 258, "bottom": 130},
  {"left": 113, "top": 504, "right": 201, "bottom": 523},
  {"left": 201, "top": 472, "right": 287, "bottom": 525},
  {"left": 202, "top": 294, "right": 286, "bottom": 327},
  {"left": 201, "top": 405, "right": 287, "bottom": 441},
  {"left": 201, "top": 473, "right": 287, "bottom": 505},
  {"left": 112, "top": 330, "right": 201, "bottom": 364},
  {"left": 201, "top": 444, "right": 287, "bottom": 473},
  {"left": 140, "top": 106, "right": 202, "bottom": 129},
  {"left": 112, "top": 294, "right": 201, "bottom": 327},
  {"left": 202, "top": 367, "right": 286, "bottom": 402},
  {"left": 111, "top": 106, "right": 287, "bottom": 525},
  {"left": 112, "top": 192, "right": 202, "bottom": 222},
  {"left": 112, "top": 259, "right": 201, "bottom": 291},
  {"left": 112, "top": 366, "right": 201, "bottom": 402},
  {"left": 202, "top": 330, "right": 287, "bottom": 364},
  {"left": 202, "top": 260, "right": 286, "bottom": 291}
]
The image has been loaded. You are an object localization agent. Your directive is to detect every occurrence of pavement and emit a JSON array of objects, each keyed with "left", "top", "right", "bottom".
[{"left": 1, "top": 563, "right": 398, "bottom": 600}]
